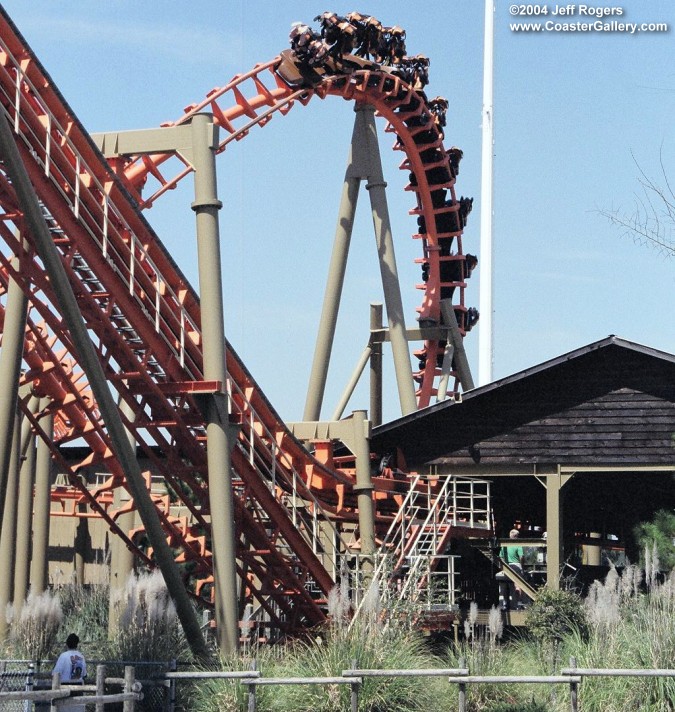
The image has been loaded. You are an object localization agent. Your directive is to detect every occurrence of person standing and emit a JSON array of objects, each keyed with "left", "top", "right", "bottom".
[
  {"left": 53, "top": 633, "right": 87, "bottom": 711},
  {"left": 500, "top": 528, "right": 525, "bottom": 609}
]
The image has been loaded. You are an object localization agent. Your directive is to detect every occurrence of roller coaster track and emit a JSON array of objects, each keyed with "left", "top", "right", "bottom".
[
  {"left": 116, "top": 50, "right": 475, "bottom": 406},
  {"left": 0, "top": 9, "right": 476, "bottom": 636}
]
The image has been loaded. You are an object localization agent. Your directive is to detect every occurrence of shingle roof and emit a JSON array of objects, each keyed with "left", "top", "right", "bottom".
[{"left": 371, "top": 336, "right": 675, "bottom": 467}]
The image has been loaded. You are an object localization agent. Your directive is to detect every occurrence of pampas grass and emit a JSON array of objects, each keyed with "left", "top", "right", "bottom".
[
  {"left": 109, "top": 569, "right": 189, "bottom": 663},
  {"left": 7, "top": 588, "right": 63, "bottom": 663}
]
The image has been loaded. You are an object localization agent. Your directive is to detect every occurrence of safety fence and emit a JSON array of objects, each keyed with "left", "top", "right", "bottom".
[
  {"left": 0, "top": 663, "right": 142, "bottom": 710},
  {"left": 161, "top": 658, "right": 675, "bottom": 712},
  {"left": 2, "top": 659, "right": 673, "bottom": 710}
]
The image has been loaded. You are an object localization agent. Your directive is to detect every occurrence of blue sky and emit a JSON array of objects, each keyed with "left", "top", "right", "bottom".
[{"left": 3, "top": 1, "right": 675, "bottom": 424}]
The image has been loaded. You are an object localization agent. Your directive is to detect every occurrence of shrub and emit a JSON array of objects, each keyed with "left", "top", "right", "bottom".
[
  {"left": 525, "top": 587, "right": 588, "bottom": 645},
  {"left": 634, "top": 509, "right": 675, "bottom": 572}
]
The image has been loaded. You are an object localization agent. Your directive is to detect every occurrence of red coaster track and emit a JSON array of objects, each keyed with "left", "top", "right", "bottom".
[{"left": 0, "top": 9, "right": 476, "bottom": 635}]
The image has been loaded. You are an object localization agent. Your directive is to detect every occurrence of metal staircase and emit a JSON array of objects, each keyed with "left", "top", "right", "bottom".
[{"left": 351, "top": 474, "right": 491, "bottom": 611}]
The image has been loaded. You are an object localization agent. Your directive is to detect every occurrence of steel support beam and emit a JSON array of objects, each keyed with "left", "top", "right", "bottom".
[
  {"left": 351, "top": 410, "right": 375, "bottom": 587},
  {"left": 330, "top": 346, "right": 372, "bottom": 422},
  {"left": 303, "top": 178, "right": 360, "bottom": 420},
  {"left": 0, "top": 109, "right": 210, "bottom": 661},
  {"left": 13, "top": 429, "right": 35, "bottom": 612},
  {"left": 190, "top": 113, "right": 239, "bottom": 656},
  {"left": 30, "top": 398, "right": 53, "bottom": 594},
  {"left": 0, "top": 416, "right": 19, "bottom": 639},
  {"left": 304, "top": 103, "right": 417, "bottom": 421},
  {"left": 0, "top": 249, "right": 28, "bottom": 532},
  {"left": 440, "top": 299, "right": 475, "bottom": 394},
  {"left": 358, "top": 104, "right": 417, "bottom": 416},
  {"left": 369, "top": 304, "right": 383, "bottom": 427}
]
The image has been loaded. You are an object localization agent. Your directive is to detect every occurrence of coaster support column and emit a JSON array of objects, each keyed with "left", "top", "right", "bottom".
[
  {"left": 190, "top": 113, "right": 239, "bottom": 655},
  {"left": 369, "top": 303, "right": 383, "bottom": 427},
  {"left": 30, "top": 398, "right": 53, "bottom": 594},
  {"left": 358, "top": 104, "right": 417, "bottom": 416},
  {"left": 0, "top": 247, "right": 28, "bottom": 531}
]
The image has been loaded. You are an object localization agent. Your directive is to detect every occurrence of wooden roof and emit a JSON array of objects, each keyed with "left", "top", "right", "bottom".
[{"left": 372, "top": 336, "right": 675, "bottom": 469}]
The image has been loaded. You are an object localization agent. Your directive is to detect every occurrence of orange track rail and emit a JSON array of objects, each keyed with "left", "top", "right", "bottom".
[{"left": 0, "top": 10, "right": 475, "bottom": 635}]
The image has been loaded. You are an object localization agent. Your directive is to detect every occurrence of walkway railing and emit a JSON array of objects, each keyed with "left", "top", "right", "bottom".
[
  {"left": 0, "top": 664, "right": 143, "bottom": 710},
  {"left": 163, "top": 658, "right": 675, "bottom": 712}
]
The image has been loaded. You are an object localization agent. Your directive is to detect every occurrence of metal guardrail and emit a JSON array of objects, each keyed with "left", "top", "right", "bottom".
[{"left": 162, "top": 658, "right": 675, "bottom": 712}]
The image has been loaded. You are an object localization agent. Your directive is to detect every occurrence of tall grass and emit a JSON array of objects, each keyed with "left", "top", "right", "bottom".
[
  {"left": 190, "top": 578, "right": 446, "bottom": 711},
  {"left": 108, "top": 569, "right": 191, "bottom": 663},
  {"left": 190, "top": 564, "right": 675, "bottom": 711},
  {"left": 6, "top": 588, "right": 63, "bottom": 663},
  {"left": 565, "top": 566, "right": 675, "bottom": 711},
  {"left": 55, "top": 580, "right": 110, "bottom": 655}
]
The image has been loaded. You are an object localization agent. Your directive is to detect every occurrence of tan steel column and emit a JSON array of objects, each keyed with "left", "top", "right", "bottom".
[
  {"left": 439, "top": 300, "right": 475, "bottom": 393},
  {"left": 30, "top": 399, "right": 53, "bottom": 594},
  {"left": 359, "top": 105, "right": 417, "bottom": 416},
  {"left": 352, "top": 410, "right": 375, "bottom": 588},
  {"left": 0, "top": 249, "right": 28, "bottom": 532},
  {"left": 13, "top": 433, "right": 36, "bottom": 613},
  {"left": 545, "top": 470, "right": 572, "bottom": 590},
  {"left": 303, "top": 181, "right": 361, "bottom": 419},
  {"left": 190, "top": 113, "right": 239, "bottom": 655},
  {"left": 0, "top": 417, "right": 19, "bottom": 639},
  {"left": 369, "top": 303, "right": 383, "bottom": 427}
]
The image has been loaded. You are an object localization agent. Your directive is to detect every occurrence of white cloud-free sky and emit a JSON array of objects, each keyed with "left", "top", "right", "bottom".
[{"left": 3, "top": 0, "right": 675, "bottom": 424}]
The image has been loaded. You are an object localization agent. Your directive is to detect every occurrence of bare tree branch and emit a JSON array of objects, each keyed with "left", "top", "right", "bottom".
[{"left": 598, "top": 152, "right": 675, "bottom": 259}]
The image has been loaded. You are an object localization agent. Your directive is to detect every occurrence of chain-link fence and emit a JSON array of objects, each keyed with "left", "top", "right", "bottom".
[
  {"left": 0, "top": 660, "right": 39, "bottom": 712},
  {"left": 86, "top": 660, "right": 172, "bottom": 711}
]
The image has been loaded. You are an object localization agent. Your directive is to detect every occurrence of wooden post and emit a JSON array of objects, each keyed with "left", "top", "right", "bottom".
[
  {"left": 569, "top": 657, "right": 578, "bottom": 712},
  {"left": 247, "top": 659, "right": 257, "bottom": 712},
  {"left": 95, "top": 664, "right": 106, "bottom": 712},
  {"left": 123, "top": 665, "right": 136, "bottom": 712},
  {"left": 458, "top": 656, "right": 467, "bottom": 712},
  {"left": 51, "top": 671, "right": 61, "bottom": 712}
]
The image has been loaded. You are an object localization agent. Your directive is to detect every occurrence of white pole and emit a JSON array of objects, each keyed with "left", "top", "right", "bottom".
[{"left": 478, "top": 0, "right": 495, "bottom": 385}]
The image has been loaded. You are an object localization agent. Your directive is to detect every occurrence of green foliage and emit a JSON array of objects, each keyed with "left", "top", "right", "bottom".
[
  {"left": 56, "top": 582, "right": 110, "bottom": 653},
  {"left": 525, "top": 587, "right": 588, "bottom": 645},
  {"left": 485, "top": 702, "right": 549, "bottom": 712},
  {"left": 178, "top": 575, "right": 675, "bottom": 711},
  {"left": 183, "top": 652, "right": 266, "bottom": 712},
  {"left": 447, "top": 628, "right": 554, "bottom": 711},
  {"left": 634, "top": 509, "right": 675, "bottom": 572}
]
